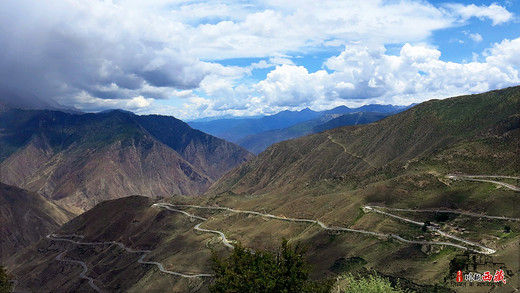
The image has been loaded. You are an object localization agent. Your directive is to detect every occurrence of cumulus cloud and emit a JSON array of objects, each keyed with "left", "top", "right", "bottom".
[
  {"left": 447, "top": 3, "right": 514, "bottom": 25},
  {"left": 0, "top": 0, "right": 213, "bottom": 108},
  {"left": 240, "top": 39, "right": 520, "bottom": 115},
  {"left": 469, "top": 33, "right": 483, "bottom": 43},
  {"left": 0, "top": 0, "right": 517, "bottom": 118}
]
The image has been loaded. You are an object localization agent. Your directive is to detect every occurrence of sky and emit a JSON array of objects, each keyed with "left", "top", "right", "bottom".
[{"left": 0, "top": 0, "right": 519, "bottom": 120}]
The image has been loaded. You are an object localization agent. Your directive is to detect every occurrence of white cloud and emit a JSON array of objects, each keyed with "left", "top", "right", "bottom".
[
  {"left": 446, "top": 3, "right": 514, "bottom": 25},
  {"left": 239, "top": 40, "right": 520, "bottom": 118},
  {"left": 257, "top": 65, "right": 331, "bottom": 107},
  {"left": 469, "top": 33, "right": 483, "bottom": 43},
  {"left": 0, "top": 0, "right": 517, "bottom": 118},
  {"left": 184, "top": 0, "right": 454, "bottom": 59},
  {"left": 69, "top": 92, "right": 154, "bottom": 111}
]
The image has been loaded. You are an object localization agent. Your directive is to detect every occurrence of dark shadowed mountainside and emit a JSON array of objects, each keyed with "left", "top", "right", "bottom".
[{"left": 0, "top": 183, "right": 75, "bottom": 262}]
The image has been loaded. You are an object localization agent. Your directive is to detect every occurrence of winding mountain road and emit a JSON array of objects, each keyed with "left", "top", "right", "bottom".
[
  {"left": 363, "top": 206, "right": 496, "bottom": 254},
  {"left": 447, "top": 174, "right": 520, "bottom": 192},
  {"left": 153, "top": 203, "right": 234, "bottom": 249},
  {"left": 47, "top": 173, "right": 514, "bottom": 290},
  {"left": 55, "top": 251, "right": 104, "bottom": 293},
  {"left": 155, "top": 203, "right": 495, "bottom": 254},
  {"left": 366, "top": 206, "right": 520, "bottom": 222},
  {"left": 326, "top": 134, "right": 375, "bottom": 168},
  {"left": 46, "top": 231, "right": 214, "bottom": 292}
]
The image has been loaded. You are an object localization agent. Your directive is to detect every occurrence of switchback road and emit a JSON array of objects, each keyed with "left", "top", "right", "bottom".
[{"left": 155, "top": 203, "right": 494, "bottom": 254}]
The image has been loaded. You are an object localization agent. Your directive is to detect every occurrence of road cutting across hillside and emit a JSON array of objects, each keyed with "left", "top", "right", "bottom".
[
  {"left": 154, "top": 203, "right": 495, "bottom": 254},
  {"left": 46, "top": 173, "right": 514, "bottom": 290},
  {"left": 365, "top": 206, "right": 520, "bottom": 222},
  {"left": 326, "top": 134, "right": 375, "bottom": 168},
  {"left": 46, "top": 233, "right": 213, "bottom": 291},
  {"left": 446, "top": 174, "right": 520, "bottom": 192},
  {"left": 363, "top": 206, "right": 496, "bottom": 254}
]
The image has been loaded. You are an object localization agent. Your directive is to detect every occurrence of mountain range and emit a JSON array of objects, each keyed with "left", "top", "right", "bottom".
[
  {"left": 209, "top": 86, "right": 519, "bottom": 195},
  {"left": 188, "top": 104, "right": 411, "bottom": 153},
  {"left": 2, "top": 86, "right": 519, "bottom": 292},
  {"left": 0, "top": 109, "right": 253, "bottom": 212}
]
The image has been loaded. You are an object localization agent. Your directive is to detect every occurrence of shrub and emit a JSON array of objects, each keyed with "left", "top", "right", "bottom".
[
  {"left": 340, "top": 273, "right": 412, "bottom": 293},
  {"left": 0, "top": 266, "right": 12, "bottom": 293}
]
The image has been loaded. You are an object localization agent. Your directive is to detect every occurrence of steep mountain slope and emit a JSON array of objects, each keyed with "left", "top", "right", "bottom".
[
  {"left": 239, "top": 112, "right": 391, "bottom": 154},
  {"left": 0, "top": 183, "right": 75, "bottom": 263},
  {"left": 136, "top": 115, "right": 253, "bottom": 180},
  {"left": 0, "top": 109, "right": 252, "bottom": 211},
  {"left": 5, "top": 196, "right": 219, "bottom": 293},
  {"left": 209, "top": 86, "right": 520, "bottom": 195}
]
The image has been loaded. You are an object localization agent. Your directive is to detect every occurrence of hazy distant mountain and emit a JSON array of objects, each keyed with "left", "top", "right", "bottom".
[
  {"left": 188, "top": 108, "right": 321, "bottom": 143},
  {"left": 0, "top": 183, "right": 75, "bottom": 263},
  {"left": 0, "top": 109, "right": 253, "bottom": 212},
  {"left": 209, "top": 86, "right": 520, "bottom": 195},
  {"left": 321, "top": 104, "right": 412, "bottom": 115},
  {"left": 312, "top": 112, "right": 389, "bottom": 133},
  {"left": 189, "top": 104, "right": 411, "bottom": 153},
  {"left": 238, "top": 111, "right": 394, "bottom": 154}
]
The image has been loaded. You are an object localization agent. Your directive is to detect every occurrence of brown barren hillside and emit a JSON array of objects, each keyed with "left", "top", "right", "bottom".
[
  {"left": 0, "top": 183, "right": 75, "bottom": 262},
  {"left": 0, "top": 109, "right": 253, "bottom": 212}
]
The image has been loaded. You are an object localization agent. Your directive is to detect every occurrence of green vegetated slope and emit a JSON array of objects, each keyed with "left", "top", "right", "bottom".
[
  {"left": 202, "top": 86, "right": 520, "bottom": 292},
  {"left": 0, "top": 109, "right": 253, "bottom": 212},
  {"left": 209, "top": 86, "right": 519, "bottom": 195}
]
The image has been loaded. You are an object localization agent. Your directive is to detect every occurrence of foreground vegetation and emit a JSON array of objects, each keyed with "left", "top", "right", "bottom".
[
  {"left": 210, "top": 240, "right": 334, "bottom": 292},
  {"left": 337, "top": 273, "right": 413, "bottom": 293},
  {"left": 0, "top": 266, "right": 12, "bottom": 293}
]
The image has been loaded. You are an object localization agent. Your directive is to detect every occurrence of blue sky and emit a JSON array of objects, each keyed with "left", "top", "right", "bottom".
[{"left": 1, "top": 0, "right": 519, "bottom": 119}]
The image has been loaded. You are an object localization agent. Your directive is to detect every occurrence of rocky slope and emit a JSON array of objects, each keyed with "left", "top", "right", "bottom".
[
  {"left": 5, "top": 196, "right": 218, "bottom": 293},
  {"left": 0, "top": 109, "right": 253, "bottom": 211},
  {"left": 0, "top": 183, "right": 75, "bottom": 262}
]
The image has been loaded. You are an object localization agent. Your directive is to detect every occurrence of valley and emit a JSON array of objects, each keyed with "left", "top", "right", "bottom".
[
  {"left": 13, "top": 172, "right": 518, "bottom": 292},
  {"left": 2, "top": 86, "right": 519, "bottom": 292},
  {"left": 3, "top": 1, "right": 520, "bottom": 292}
]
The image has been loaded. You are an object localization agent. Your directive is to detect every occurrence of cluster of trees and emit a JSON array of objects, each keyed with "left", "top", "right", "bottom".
[
  {"left": 210, "top": 240, "right": 333, "bottom": 293},
  {"left": 210, "top": 240, "right": 413, "bottom": 293}
]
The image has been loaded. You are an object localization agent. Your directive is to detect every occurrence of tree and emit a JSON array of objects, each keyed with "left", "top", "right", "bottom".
[
  {"left": 0, "top": 266, "right": 12, "bottom": 293},
  {"left": 210, "top": 240, "right": 333, "bottom": 293}
]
